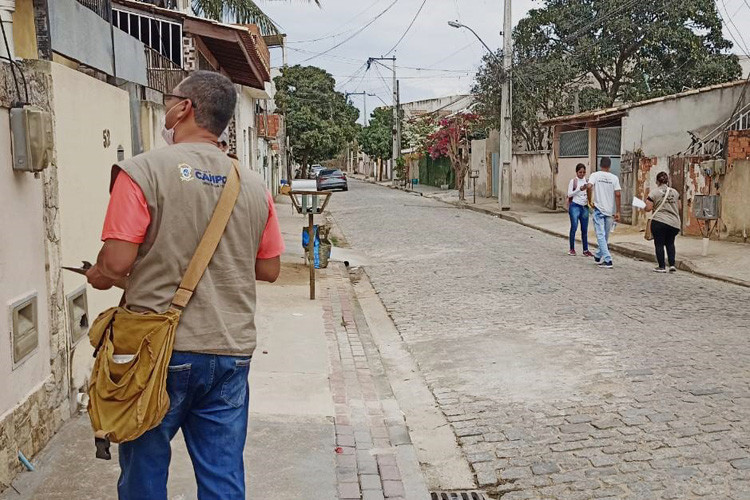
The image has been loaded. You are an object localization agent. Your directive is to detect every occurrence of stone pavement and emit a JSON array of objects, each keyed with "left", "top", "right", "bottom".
[
  {"left": 352, "top": 174, "right": 750, "bottom": 287},
  {"left": 0, "top": 195, "right": 430, "bottom": 500},
  {"left": 424, "top": 185, "right": 750, "bottom": 288},
  {"left": 331, "top": 180, "right": 750, "bottom": 500}
]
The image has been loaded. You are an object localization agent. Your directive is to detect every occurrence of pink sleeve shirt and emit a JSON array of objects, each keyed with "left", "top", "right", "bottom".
[{"left": 102, "top": 171, "right": 285, "bottom": 259}]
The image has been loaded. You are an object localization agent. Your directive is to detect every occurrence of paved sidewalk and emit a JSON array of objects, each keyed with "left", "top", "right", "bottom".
[
  {"left": 355, "top": 176, "right": 750, "bottom": 288},
  {"left": 1, "top": 196, "right": 429, "bottom": 500}
]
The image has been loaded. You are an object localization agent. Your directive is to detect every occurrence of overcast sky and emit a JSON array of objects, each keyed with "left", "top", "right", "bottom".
[{"left": 260, "top": 0, "right": 750, "bottom": 124}]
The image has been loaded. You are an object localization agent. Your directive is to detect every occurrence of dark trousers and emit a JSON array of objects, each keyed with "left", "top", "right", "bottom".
[{"left": 651, "top": 220, "right": 680, "bottom": 268}]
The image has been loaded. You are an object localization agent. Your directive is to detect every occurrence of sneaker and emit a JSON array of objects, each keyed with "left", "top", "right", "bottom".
[
  {"left": 582, "top": 251, "right": 594, "bottom": 257},
  {"left": 598, "top": 261, "right": 613, "bottom": 269},
  {"left": 568, "top": 249, "right": 576, "bottom": 256},
  {"left": 653, "top": 267, "right": 667, "bottom": 273},
  {"left": 669, "top": 266, "right": 677, "bottom": 273},
  {"left": 594, "top": 256, "right": 601, "bottom": 263}
]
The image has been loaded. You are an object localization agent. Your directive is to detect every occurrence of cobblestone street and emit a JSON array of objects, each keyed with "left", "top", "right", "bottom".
[{"left": 330, "top": 180, "right": 750, "bottom": 500}]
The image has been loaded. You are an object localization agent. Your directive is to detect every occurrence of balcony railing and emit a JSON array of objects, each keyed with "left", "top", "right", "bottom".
[
  {"left": 146, "top": 47, "right": 187, "bottom": 95},
  {"left": 76, "top": 0, "right": 112, "bottom": 21}
]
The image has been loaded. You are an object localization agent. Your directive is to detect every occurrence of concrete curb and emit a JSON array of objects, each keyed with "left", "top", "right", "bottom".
[{"left": 354, "top": 178, "right": 750, "bottom": 289}]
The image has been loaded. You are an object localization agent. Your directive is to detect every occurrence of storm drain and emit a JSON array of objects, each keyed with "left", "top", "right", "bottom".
[{"left": 430, "top": 491, "right": 490, "bottom": 500}]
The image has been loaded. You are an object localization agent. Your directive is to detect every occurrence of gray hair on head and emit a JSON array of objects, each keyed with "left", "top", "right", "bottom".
[{"left": 175, "top": 71, "right": 237, "bottom": 136}]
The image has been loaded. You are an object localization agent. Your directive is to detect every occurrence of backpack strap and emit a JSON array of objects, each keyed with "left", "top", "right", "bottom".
[{"left": 171, "top": 160, "right": 241, "bottom": 310}]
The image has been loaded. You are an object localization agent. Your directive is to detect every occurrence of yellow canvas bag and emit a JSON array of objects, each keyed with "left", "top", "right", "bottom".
[{"left": 87, "top": 161, "right": 241, "bottom": 459}]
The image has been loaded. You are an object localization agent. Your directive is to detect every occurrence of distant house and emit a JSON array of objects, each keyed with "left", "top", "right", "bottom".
[{"left": 543, "top": 80, "right": 750, "bottom": 238}]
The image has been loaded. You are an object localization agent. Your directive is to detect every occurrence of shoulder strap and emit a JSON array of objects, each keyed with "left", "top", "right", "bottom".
[
  {"left": 650, "top": 187, "right": 670, "bottom": 219},
  {"left": 171, "top": 160, "right": 241, "bottom": 310}
]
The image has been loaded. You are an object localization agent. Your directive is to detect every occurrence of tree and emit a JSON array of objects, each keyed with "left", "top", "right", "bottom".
[
  {"left": 403, "top": 114, "right": 437, "bottom": 156},
  {"left": 274, "top": 65, "right": 359, "bottom": 176},
  {"left": 427, "top": 113, "right": 480, "bottom": 201},
  {"left": 359, "top": 107, "right": 393, "bottom": 181},
  {"left": 472, "top": 0, "right": 742, "bottom": 150},
  {"left": 190, "top": 0, "right": 319, "bottom": 35}
]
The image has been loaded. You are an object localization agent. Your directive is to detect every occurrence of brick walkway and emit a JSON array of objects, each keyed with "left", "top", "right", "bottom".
[{"left": 322, "top": 264, "right": 416, "bottom": 500}]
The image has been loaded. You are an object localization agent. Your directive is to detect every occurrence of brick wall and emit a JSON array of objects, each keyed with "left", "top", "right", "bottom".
[{"left": 728, "top": 130, "right": 750, "bottom": 166}]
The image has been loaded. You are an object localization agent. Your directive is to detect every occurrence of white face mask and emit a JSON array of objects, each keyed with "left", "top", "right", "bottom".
[{"left": 161, "top": 101, "right": 186, "bottom": 145}]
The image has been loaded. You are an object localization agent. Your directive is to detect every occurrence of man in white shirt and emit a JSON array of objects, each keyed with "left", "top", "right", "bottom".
[{"left": 586, "top": 157, "right": 621, "bottom": 269}]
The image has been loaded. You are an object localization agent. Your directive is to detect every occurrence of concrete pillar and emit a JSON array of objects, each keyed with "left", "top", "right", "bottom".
[{"left": 0, "top": 0, "right": 16, "bottom": 60}]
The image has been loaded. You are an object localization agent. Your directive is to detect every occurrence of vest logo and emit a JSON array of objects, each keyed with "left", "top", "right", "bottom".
[
  {"left": 195, "top": 169, "right": 227, "bottom": 187},
  {"left": 178, "top": 164, "right": 194, "bottom": 182}
]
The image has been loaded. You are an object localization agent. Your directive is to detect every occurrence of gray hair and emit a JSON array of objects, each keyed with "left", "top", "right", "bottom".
[{"left": 175, "top": 71, "right": 237, "bottom": 136}]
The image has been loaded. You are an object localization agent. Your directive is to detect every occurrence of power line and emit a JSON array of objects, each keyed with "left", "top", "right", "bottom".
[
  {"left": 299, "top": 0, "right": 401, "bottom": 63},
  {"left": 384, "top": 0, "right": 428, "bottom": 56},
  {"left": 287, "top": 0, "right": 386, "bottom": 44}
]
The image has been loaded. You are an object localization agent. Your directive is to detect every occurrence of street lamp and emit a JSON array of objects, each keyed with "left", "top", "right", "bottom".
[{"left": 447, "top": 21, "right": 500, "bottom": 63}]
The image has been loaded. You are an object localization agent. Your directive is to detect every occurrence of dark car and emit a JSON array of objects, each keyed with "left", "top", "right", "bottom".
[{"left": 316, "top": 169, "right": 348, "bottom": 192}]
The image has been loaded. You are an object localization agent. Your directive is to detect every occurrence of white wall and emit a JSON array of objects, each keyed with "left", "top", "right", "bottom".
[
  {"left": 0, "top": 109, "right": 52, "bottom": 416},
  {"left": 470, "top": 139, "right": 488, "bottom": 197},
  {"left": 51, "top": 63, "right": 132, "bottom": 391},
  {"left": 236, "top": 87, "right": 256, "bottom": 172},
  {"left": 512, "top": 152, "right": 553, "bottom": 206},
  {"left": 621, "top": 84, "right": 749, "bottom": 191}
]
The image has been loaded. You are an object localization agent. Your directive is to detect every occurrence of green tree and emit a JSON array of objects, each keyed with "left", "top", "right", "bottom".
[
  {"left": 359, "top": 107, "right": 393, "bottom": 180},
  {"left": 274, "top": 65, "right": 359, "bottom": 175},
  {"left": 473, "top": 0, "right": 742, "bottom": 150},
  {"left": 190, "top": 0, "right": 319, "bottom": 35}
]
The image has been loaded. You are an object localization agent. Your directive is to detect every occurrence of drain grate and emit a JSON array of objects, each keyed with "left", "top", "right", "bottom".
[{"left": 430, "top": 491, "right": 490, "bottom": 500}]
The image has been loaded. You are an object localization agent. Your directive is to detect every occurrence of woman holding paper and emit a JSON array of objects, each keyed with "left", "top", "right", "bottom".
[
  {"left": 567, "top": 164, "right": 593, "bottom": 257},
  {"left": 645, "top": 172, "right": 681, "bottom": 273}
]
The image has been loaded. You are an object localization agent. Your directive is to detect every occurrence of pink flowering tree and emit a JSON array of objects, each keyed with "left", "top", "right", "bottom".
[{"left": 427, "top": 112, "right": 480, "bottom": 201}]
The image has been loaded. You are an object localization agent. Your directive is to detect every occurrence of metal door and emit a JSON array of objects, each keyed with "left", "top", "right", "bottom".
[
  {"left": 668, "top": 156, "right": 687, "bottom": 232},
  {"left": 620, "top": 152, "right": 638, "bottom": 224},
  {"left": 492, "top": 153, "right": 499, "bottom": 198}
]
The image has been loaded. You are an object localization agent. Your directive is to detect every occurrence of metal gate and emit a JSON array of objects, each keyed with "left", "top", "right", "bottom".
[
  {"left": 491, "top": 153, "right": 499, "bottom": 198},
  {"left": 620, "top": 152, "right": 638, "bottom": 224},
  {"left": 668, "top": 156, "right": 687, "bottom": 232}
]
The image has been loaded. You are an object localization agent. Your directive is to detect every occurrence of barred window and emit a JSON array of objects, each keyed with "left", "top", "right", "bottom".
[
  {"left": 597, "top": 127, "right": 621, "bottom": 157},
  {"left": 113, "top": 9, "right": 183, "bottom": 67},
  {"left": 559, "top": 130, "right": 589, "bottom": 157}
]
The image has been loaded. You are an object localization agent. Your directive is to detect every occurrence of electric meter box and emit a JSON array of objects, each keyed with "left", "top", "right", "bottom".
[
  {"left": 10, "top": 106, "right": 53, "bottom": 172},
  {"left": 693, "top": 194, "right": 721, "bottom": 220}
]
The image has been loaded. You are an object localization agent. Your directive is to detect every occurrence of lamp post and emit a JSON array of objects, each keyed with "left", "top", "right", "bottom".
[
  {"left": 447, "top": 21, "right": 499, "bottom": 62},
  {"left": 448, "top": 7, "right": 512, "bottom": 210}
]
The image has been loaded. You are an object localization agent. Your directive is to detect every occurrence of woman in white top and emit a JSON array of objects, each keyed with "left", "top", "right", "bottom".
[{"left": 567, "top": 163, "right": 593, "bottom": 256}]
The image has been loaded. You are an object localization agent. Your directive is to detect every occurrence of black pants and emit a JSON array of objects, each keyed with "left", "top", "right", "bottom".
[{"left": 652, "top": 220, "right": 680, "bottom": 268}]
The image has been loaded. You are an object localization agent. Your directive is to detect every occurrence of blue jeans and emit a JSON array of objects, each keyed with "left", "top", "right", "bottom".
[
  {"left": 593, "top": 208, "right": 614, "bottom": 263},
  {"left": 568, "top": 203, "right": 589, "bottom": 251},
  {"left": 118, "top": 351, "right": 251, "bottom": 500}
]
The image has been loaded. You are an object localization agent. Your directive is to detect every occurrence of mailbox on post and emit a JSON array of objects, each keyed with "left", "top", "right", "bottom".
[
  {"left": 693, "top": 194, "right": 721, "bottom": 256},
  {"left": 287, "top": 181, "right": 332, "bottom": 300}
]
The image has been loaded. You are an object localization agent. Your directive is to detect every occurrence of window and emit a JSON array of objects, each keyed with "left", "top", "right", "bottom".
[
  {"left": 113, "top": 9, "right": 183, "bottom": 67},
  {"left": 559, "top": 129, "right": 589, "bottom": 158},
  {"left": 596, "top": 127, "right": 621, "bottom": 157}
]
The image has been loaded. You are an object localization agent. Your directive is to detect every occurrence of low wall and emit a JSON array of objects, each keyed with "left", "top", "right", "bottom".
[
  {"left": 470, "top": 139, "right": 488, "bottom": 197},
  {"left": 512, "top": 151, "right": 553, "bottom": 207}
]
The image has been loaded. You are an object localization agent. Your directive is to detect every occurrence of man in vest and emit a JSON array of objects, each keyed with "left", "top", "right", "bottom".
[{"left": 86, "top": 71, "right": 284, "bottom": 500}]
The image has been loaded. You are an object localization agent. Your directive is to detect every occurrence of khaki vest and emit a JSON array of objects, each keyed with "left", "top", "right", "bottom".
[{"left": 116, "top": 142, "right": 268, "bottom": 355}]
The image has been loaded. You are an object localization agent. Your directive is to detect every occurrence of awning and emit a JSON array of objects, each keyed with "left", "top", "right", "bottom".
[{"left": 114, "top": 0, "right": 270, "bottom": 89}]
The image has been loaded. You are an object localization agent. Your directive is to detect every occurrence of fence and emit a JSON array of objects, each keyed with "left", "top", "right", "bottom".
[
  {"left": 76, "top": 0, "right": 111, "bottom": 21},
  {"left": 145, "top": 47, "right": 187, "bottom": 94}
]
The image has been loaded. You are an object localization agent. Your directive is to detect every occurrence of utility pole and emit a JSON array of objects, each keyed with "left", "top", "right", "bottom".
[
  {"left": 368, "top": 56, "right": 399, "bottom": 180},
  {"left": 345, "top": 91, "right": 370, "bottom": 126},
  {"left": 500, "top": 0, "right": 513, "bottom": 210}
]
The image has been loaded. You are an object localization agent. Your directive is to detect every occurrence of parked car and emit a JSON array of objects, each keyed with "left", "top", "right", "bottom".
[
  {"left": 309, "top": 164, "right": 325, "bottom": 178},
  {"left": 316, "top": 169, "right": 348, "bottom": 191}
]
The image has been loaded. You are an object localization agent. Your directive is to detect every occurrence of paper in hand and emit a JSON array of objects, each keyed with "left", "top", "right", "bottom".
[{"left": 632, "top": 197, "right": 647, "bottom": 210}]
